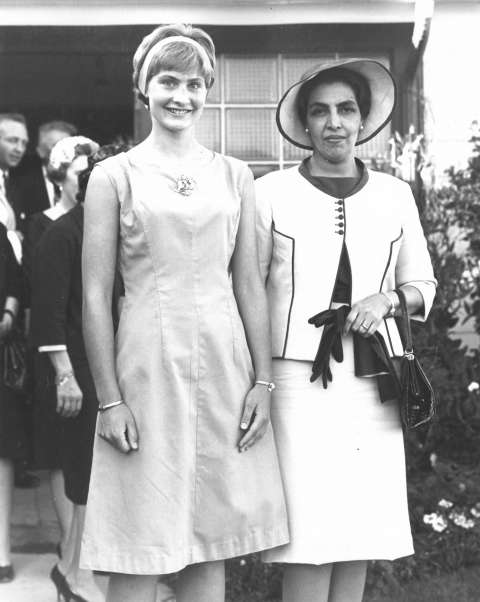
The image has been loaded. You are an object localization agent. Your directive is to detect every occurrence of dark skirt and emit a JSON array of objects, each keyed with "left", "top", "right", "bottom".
[
  {"left": 63, "top": 356, "right": 97, "bottom": 505},
  {"left": 0, "top": 344, "right": 27, "bottom": 460},
  {"left": 32, "top": 351, "right": 64, "bottom": 470},
  {"left": 32, "top": 351, "right": 97, "bottom": 505}
]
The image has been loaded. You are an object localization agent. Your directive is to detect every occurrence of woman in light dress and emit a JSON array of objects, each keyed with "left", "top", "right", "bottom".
[
  {"left": 81, "top": 23, "right": 288, "bottom": 602},
  {"left": 255, "top": 59, "right": 436, "bottom": 602}
]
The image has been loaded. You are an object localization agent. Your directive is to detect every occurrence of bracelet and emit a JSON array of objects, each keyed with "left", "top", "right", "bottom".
[
  {"left": 98, "top": 399, "right": 125, "bottom": 413},
  {"left": 382, "top": 291, "right": 399, "bottom": 318},
  {"left": 3, "top": 309, "right": 16, "bottom": 321},
  {"left": 255, "top": 380, "right": 276, "bottom": 392},
  {"left": 55, "top": 371, "right": 73, "bottom": 387}
]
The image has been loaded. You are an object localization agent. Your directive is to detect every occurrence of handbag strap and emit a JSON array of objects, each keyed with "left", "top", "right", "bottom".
[{"left": 395, "top": 288, "right": 414, "bottom": 355}]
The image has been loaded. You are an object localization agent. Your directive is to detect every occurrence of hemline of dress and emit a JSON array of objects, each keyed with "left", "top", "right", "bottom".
[
  {"left": 261, "top": 543, "right": 414, "bottom": 565},
  {"left": 80, "top": 523, "right": 290, "bottom": 575}
]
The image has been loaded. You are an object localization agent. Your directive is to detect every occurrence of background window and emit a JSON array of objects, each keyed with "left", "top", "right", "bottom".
[{"left": 198, "top": 53, "right": 391, "bottom": 174}]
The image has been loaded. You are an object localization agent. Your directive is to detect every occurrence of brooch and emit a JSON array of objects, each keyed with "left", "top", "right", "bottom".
[{"left": 174, "top": 174, "right": 196, "bottom": 196}]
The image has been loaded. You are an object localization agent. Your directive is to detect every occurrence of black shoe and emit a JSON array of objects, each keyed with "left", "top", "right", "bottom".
[
  {"left": 50, "top": 565, "right": 68, "bottom": 600},
  {"left": 0, "top": 564, "right": 14, "bottom": 583},
  {"left": 51, "top": 565, "right": 89, "bottom": 602}
]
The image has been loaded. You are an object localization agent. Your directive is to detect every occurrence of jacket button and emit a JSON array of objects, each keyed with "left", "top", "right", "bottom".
[{"left": 335, "top": 229, "right": 344, "bottom": 235}]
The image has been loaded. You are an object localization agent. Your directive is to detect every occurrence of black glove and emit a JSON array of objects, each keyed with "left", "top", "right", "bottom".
[{"left": 308, "top": 306, "right": 349, "bottom": 387}]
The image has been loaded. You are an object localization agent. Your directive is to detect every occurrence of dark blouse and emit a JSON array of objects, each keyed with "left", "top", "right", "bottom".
[
  {"left": 23, "top": 211, "right": 54, "bottom": 309},
  {"left": 298, "top": 159, "right": 397, "bottom": 398},
  {"left": 298, "top": 158, "right": 368, "bottom": 304},
  {"left": 30, "top": 205, "right": 85, "bottom": 361}
]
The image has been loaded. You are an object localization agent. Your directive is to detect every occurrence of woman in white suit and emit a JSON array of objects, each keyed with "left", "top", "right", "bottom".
[{"left": 255, "top": 59, "right": 436, "bottom": 602}]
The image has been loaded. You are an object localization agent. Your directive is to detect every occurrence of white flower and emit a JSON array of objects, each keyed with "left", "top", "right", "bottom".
[
  {"left": 438, "top": 499, "right": 454, "bottom": 509},
  {"left": 457, "top": 517, "right": 475, "bottom": 529},
  {"left": 449, "top": 511, "right": 475, "bottom": 529},
  {"left": 423, "top": 513, "right": 448, "bottom": 532},
  {"left": 468, "top": 381, "right": 480, "bottom": 393},
  {"left": 48, "top": 136, "right": 97, "bottom": 170},
  {"left": 471, "top": 507, "right": 480, "bottom": 518}
]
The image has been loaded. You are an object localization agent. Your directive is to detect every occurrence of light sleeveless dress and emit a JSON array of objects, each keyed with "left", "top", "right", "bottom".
[{"left": 81, "top": 150, "right": 288, "bottom": 575}]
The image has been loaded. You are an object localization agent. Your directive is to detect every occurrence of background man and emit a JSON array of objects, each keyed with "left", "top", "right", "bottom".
[
  {"left": 10, "top": 120, "right": 77, "bottom": 234},
  {"left": 0, "top": 113, "right": 29, "bottom": 257}
]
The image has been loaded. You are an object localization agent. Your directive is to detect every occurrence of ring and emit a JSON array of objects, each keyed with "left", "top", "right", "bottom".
[{"left": 360, "top": 322, "right": 369, "bottom": 330}]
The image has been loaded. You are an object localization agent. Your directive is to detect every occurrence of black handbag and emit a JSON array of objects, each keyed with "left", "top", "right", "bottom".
[
  {"left": 2, "top": 327, "right": 27, "bottom": 393},
  {"left": 373, "top": 289, "right": 435, "bottom": 429}
]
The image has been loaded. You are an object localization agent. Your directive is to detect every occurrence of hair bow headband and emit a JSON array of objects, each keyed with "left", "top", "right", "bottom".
[{"left": 138, "top": 35, "right": 213, "bottom": 97}]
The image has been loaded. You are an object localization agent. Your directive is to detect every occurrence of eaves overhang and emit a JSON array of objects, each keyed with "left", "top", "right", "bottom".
[{"left": 0, "top": 0, "right": 419, "bottom": 26}]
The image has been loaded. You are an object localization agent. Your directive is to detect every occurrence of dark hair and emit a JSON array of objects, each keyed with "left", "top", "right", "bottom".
[
  {"left": 132, "top": 23, "right": 216, "bottom": 106},
  {"left": 0, "top": 113, "right": 27, "bottom": 128},
  {"left": 76, "top": 142, "right": 131, "bottom": 204},
  {"left": 38, "top": 120, "right": 77, "bottom": 138},
  {"left": 296, "top": 67, "right": 371, "bottom": 127}
]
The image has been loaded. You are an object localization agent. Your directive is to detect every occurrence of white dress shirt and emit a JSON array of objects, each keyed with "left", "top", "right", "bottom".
[{"left": 42, "top": 165, "right": 56, "bottom": 207}]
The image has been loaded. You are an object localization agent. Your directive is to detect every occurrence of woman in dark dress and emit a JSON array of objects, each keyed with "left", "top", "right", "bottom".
[
  {"left": 30, "top": 136, "right": 104, "bottom": 602},
  {"left": 0, "top": 222, "right": 25, "bottom": 583},
  {"left": 23, "top": 139, "right": 90, "bottom": 558}
]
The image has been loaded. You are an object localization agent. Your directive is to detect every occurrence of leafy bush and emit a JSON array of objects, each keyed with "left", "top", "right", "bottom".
[{"left": 365, "top": 130, "right": 480, "bottom": 596}]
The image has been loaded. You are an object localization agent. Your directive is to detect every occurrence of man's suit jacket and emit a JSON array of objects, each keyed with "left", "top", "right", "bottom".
[{"left": 9, "top": 155, "right": 51, "bottom": 234}]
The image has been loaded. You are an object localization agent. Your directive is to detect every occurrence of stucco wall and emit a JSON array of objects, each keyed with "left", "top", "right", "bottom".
[{"left": 423, "top": 1, "right": 480, "bottom": 182}]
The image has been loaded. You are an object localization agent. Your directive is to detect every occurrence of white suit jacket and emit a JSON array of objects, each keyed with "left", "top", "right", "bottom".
[{"left": 255, "top": 165, "right": 436, "bottom": 360}]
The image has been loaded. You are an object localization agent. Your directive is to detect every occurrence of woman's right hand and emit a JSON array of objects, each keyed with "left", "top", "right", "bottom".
[
  {"left": 56, "top": 375, "right": 83, "bottom": 418},
  {"left": 98, "top": 403, "right": 139, "bottom": 453}
]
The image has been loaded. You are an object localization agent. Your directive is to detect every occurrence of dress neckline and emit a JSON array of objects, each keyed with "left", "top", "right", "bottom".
[
  {"left": 298, "top": 157, "right": 369, "bottom": 199},
  {"left": 124, "top": 146, "right": 218, "bottom": 172}
]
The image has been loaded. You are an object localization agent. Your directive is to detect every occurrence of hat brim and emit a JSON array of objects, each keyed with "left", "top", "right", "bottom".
[{"left": 276, "top": 58, "right": 397, "bottom": 149}]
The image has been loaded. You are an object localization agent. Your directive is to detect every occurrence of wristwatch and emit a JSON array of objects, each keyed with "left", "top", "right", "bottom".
[{"left": 255, "top": 380, "right": 276, "bottom": 392}]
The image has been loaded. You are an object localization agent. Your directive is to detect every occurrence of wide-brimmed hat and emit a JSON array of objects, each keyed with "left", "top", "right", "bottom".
[{"left": 276, "top": 58, "right": 396, "bottom": 149}]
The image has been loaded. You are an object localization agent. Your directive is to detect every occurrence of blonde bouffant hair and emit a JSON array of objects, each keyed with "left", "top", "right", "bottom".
[{"left": 132, "top": 23, "right": 216, "bottom": 106}]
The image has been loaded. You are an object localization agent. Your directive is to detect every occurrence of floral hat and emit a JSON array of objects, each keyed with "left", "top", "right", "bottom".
[{"left": 48, "top": 136, "right": 99, "bottom": 171}]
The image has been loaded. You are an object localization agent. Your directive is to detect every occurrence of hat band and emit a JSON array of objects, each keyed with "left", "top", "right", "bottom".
[{"left": 138, "top": 36, "right": 212, "bottom": 96}]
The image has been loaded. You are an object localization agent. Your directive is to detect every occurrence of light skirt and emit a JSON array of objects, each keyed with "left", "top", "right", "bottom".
[{"left": 263, "top": 336, "right": 414, "bottom": 565}]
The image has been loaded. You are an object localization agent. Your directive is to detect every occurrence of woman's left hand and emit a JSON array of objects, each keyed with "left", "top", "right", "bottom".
[
  {"left": 238, "top": 384, "right": 272, "bottom": 453},
  {"left": 344, "top": 293, "right": 390, "bottom": 338}
]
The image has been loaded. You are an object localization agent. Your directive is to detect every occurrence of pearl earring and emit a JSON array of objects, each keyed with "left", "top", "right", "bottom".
[
  {"left": 305, "top": 127, "right": 309, "bottom": 133},
  {"left": 360, "top": 124, "right": 364, "bottom": 130}
]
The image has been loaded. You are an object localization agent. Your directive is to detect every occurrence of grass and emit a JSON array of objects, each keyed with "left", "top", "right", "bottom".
[
  {"left": 224, "top": 560, "right": 480, "bottom": 602},
  {"left": 365, "top": 565, "right": 480, "bottom": 602}
]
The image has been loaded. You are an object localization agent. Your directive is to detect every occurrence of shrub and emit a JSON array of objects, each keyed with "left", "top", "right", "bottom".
[{"left": 365, "top": 129, "right": 480, "bottom": 596}]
